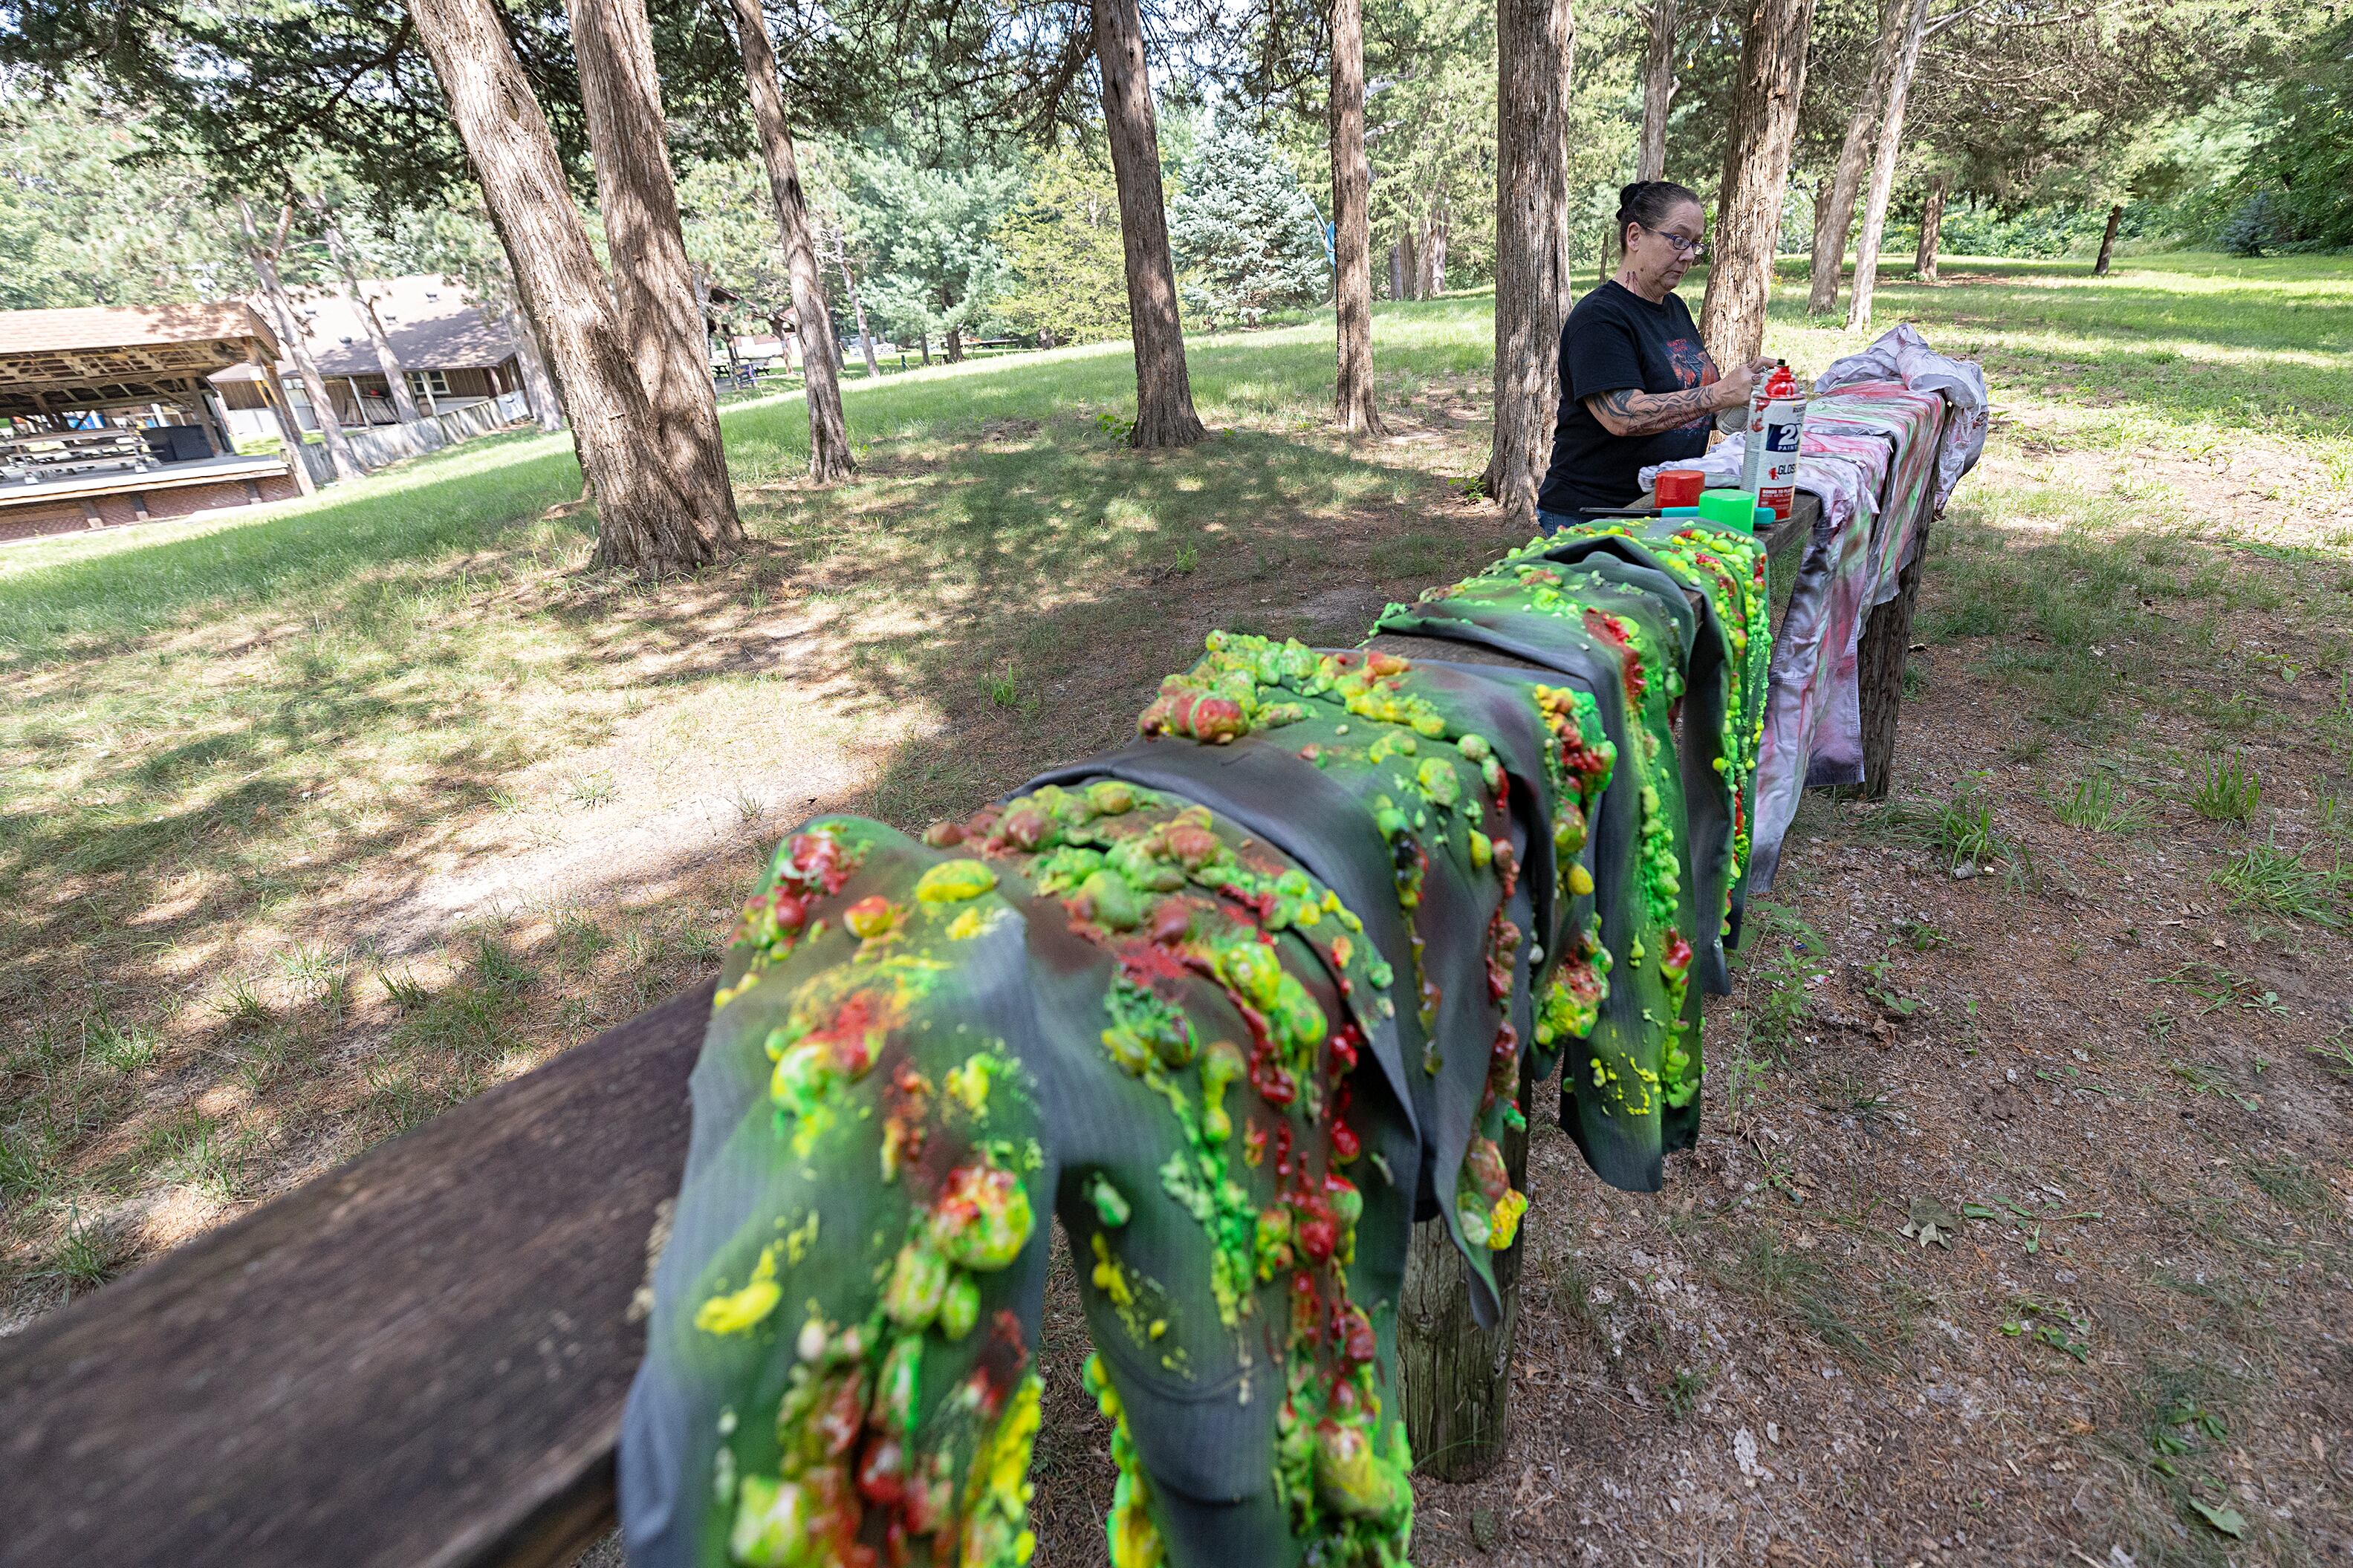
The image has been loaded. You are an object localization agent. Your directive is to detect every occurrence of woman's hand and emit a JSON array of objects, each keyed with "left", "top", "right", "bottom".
[{"left": 1715, "top": 356, "right": 1776, "bottom": 411}]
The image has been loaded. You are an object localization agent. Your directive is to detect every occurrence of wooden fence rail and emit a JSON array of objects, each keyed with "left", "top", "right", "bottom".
[{"left": 0, "top": 496, "right": 1935, "bottom": 1567}]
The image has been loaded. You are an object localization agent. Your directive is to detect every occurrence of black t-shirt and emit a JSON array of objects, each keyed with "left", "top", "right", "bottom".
[{"left": 1535, "top": 281, "right": 1720, "bottom": 514}]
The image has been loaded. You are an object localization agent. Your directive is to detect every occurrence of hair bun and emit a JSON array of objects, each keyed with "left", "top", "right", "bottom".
[{"left": 1620, "top": 182, "right": 1645, "bottom": 207}]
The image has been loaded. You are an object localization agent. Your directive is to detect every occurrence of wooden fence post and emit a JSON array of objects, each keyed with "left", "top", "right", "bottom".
[{"left": 1398, "top": 1064, "right": 1533, "bottom": 1480}]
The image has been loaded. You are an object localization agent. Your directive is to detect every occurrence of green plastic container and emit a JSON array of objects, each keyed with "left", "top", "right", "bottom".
[{"left": 1695, "top": 487, "right": 1762, "bottom": 533}]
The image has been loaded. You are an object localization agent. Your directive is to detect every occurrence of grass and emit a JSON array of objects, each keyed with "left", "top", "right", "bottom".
[
  {"left": 4, "top": 250, "right": 2351, "bottom": 1335},
  {"left": 2051, "top": 772, "right": 2153, "bottom": 833},
  {"left": 2211, "top": 836, "right": 2349, "bottom": 926},
  {"left": 2188, "top": 751, "right": 2262, "bottom": 822}
]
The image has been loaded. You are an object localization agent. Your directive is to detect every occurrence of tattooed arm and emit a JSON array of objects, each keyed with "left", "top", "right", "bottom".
[
  {"left": 1583, "top": 384, "right": 1730, "bottom": 437},
  {"left": 1583, "top": 356, "right": 1773, "bottom": 438}
]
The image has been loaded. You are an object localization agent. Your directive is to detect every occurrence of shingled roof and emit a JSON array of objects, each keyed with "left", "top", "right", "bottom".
[
  {"left": 0, "top": 302, "right": 279, "bottom": 361},
  {"left": 285, "top": 276, "right": 519, "bottom": 377}
]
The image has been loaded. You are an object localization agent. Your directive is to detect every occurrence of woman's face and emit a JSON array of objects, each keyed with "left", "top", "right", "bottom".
[{"left": 1622, "top": 200, "right": 1707, "bottom": 294}]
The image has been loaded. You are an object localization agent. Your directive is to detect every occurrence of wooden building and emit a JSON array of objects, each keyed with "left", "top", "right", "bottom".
[
  {"left": 0, "top": 303, "right": 308, "bottom": 544},
  {"left": 212, "top": 275, "right": 538, "bottom": 436}
]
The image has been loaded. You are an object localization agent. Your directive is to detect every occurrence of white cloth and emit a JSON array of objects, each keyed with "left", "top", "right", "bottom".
[{"left": 1811, "top": 322, "right": 1989, "bottom": 507}]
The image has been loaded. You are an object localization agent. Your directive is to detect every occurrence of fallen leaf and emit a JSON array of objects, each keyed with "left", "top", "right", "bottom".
[
  {"left": 1902, "top": 1197, "right": 1961, "bottom": 1248},
  {"left": 2188, "top": 1500, "right": 2245, "bottom": 1538}
]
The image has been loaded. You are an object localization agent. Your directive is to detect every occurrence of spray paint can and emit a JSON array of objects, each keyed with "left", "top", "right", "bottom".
[
  {"left": 1756, "top": 361, "right": 1805, "bottom": 521},
  {"left": 1737, "top": 372, "right": 1773, "bottom": 493}
]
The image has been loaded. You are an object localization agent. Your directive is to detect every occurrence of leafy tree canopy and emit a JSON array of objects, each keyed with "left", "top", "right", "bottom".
[{"left": 1167, "top": 111, "right": 1328, "bottom": 327}]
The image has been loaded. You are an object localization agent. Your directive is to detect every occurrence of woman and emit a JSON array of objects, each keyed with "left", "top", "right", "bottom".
[{"left": 1535, "top": 180, "right": 1776, "bottom": 531}]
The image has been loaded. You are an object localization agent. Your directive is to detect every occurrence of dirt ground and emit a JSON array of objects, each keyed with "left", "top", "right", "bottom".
[{"left": 1015, "top": 437, "right": 2353, "bottom": 1567}]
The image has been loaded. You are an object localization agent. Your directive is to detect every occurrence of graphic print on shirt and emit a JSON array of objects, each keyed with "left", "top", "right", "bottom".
[{"left": 1664, "top": 337, "right": 1718, "bottom": 435}]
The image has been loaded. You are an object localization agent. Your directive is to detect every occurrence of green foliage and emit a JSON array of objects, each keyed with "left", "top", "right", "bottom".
[
  {"left": 0, "top": 91, "right": 241, "bottom": 308},
  {"left": 2188, "top": 751, "right": 2261, "bottom": 822},
  {"left": 2239, "top": 17, "right": 2353, "bottom": 253},
  {"left": 996, "top": 144, "right": 1130, "bottom": 346},
  {"left": 840, "top": 130, "right": 1023, "bottom": 354},
  {"left": 1364, "top": 0, "right": 1502, "bottom": 285},
  {"left": 1168, "top": 114, "right": 1329, "bottom": 329}
]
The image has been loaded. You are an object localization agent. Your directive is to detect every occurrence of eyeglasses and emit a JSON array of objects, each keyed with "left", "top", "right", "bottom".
[{"left": 1645, "top": 227, "right": 1707, "bottom": 258}]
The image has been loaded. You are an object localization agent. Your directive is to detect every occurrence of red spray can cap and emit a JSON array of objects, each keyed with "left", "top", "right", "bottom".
[{"left": 1764, "top": 360, "right": 1798, "bottom": 398}]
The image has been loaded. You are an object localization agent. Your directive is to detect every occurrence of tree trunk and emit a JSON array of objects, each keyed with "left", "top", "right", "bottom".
[
  {"left": 918, "top": 331, "right": 931, "bottom": 366},
  {"left": 405, "top": 0, "right": 715, "bottom": 576},
  {"left": 315, "top": 206, "right": 423, "bottom": 426},
  {"left": 1638, "top": 0, "right": 1678, "bottom": 182},
  {"left": 566, "top": 0, "right": 741, "bottom": 547},
  {"left": 727, "top": 0, "right": 852, "bottom": 481},
  {"left": 1398, "top": 1067, "right": 1533, "bottom": 1481},
  {"left": 1481, "top": 0, "right": 1575, "bottom": 521},
  {"left": 1421, "top": 210, "right": 1450, "bottom": 295},
  {"left": 1843, "top": 0, "right": 1931, "bottom": 331},
  {"left": 1805, "top": 0, "right": 1896, "bottom": 319},
  {"left": 946, "top": 319, "right": 964, "bottom": 362},
  {"left": 2093, "top": 201, "right": 2123, "bottom": 276},
  {"left": 1698, "top": 0, "right": 1819, "bottom": 366},
  {"left": 828, "top": 230, "right": 883, "bottom": 379},
  {"left": 250, "top": 354, "right": 317, "bottom": 494},
  {"left": 1328, "top": 0, "right": 1384, "bottom": 433},
  {"left": 1091, "top": 0, "right": 1207, "bottom": 449},
  {"left": 1915, "top": 173, "right": 1947, "bottom": 282},
  {"left": 238, "top": 198, "right": 365, "bottom": 483}
]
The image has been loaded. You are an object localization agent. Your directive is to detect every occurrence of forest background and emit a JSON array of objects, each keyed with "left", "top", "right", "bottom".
[{"left": 4, "top": 0, "right": 2346, "bottom": 355}]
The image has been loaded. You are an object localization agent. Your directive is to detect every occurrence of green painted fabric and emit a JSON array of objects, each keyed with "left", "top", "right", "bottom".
[{"left": 622, "top": 524, "right": 1771, "bottom": 1568}]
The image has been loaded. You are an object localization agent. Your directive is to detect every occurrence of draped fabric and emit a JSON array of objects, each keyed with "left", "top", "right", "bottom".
[
  {"left": 620, "top": 515, "right": 1779, "bottom": 1568},
  {"left": 1638, "top": 328, "right": 1984, "bottom": 888}
]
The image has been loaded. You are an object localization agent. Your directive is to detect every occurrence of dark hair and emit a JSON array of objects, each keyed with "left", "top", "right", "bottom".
[{"left": 1618, "top": 180, "right": 1702, "bottom": 244}]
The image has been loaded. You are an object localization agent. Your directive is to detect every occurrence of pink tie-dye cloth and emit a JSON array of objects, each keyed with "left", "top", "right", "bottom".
[{"left": 1638, "top": 328, "right": 1984, "bottom": 889}]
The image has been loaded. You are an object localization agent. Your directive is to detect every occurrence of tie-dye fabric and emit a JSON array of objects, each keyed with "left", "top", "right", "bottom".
[
  {"left": 619, "top": 521, "right": 1776, "bottom": 1568},
  {"left": 1637, "top": 330, "right": 1982, "bottom": 890}
]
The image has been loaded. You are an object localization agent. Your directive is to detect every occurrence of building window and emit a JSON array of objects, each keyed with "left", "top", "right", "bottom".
[{"left": 406, "top": 368, "right": 451, "bottom": 398}]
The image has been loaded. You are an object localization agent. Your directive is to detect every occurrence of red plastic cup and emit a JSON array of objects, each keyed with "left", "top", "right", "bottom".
[{"left": 1656, "top": 468, "right": 1704, "bottom": 507}]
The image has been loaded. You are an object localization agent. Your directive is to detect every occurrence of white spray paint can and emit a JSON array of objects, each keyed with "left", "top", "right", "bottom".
[
  {"left": 1737, "top": 380, "right": 1772, "bottom": 493},
  {"left": 1755, "top": 362, "right": 1805, "bottom": 521}
]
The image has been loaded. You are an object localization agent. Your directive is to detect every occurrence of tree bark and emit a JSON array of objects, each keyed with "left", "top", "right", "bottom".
[
  {"left": 1843, "top": 0, "right": 1931, "bottom": 331},
  {"left": 828, "top": 228, "right": 883, "bottom": 380},
  {"left": 1699, "top": 0, "right": 1819, "bottom": 366},
  {"left": 405, "top": 0, "right": 715, "bottom": 576},
  {"left": 1091, "top": 0, "right": 1207, "bottom": 449},
  {"left": 1481, "top": 0, "right": 1576, "bottom": 521},
  {"left": 728, "top": 0, "right": 852, "bottom": 481},
  {"left": 1915, "top": 172, "right": 1947, "bottom": 281},
  {"left": 1398, "top": 1067, "right": 1533, "bottom": 1481},
  {"left": 565, "top": 0, "right": 741, "bottom": 547},
  {"left": 314, "top": 205, "right": 423, "bottom": 426},
  {"left": 250, "top": 352, "right": 317, "bottom": 494},
  {"left": 1805, "top": 0, "right": 1897, "bottom": 318},
  {"left": 946, "top": 319, "right": 964, "bottom": 362},
  {"left": 1328, "top": 0, "right": 1384, "bottom": 434},
  {"left": 1638, "top": 0, "right": 1678, "bottom": 182},
  {"left": 2093, "top": 201, "right": 2123, "bottom": 276},
  {"left": 1420, "top": 210, "right": 1449, "bottom": 296},
  {"left": 238, "top": 198, "right": 365, "bottom": 483}
]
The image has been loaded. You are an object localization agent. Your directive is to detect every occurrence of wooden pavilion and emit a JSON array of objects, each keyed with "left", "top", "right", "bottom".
[{"left": 0, "top": 302, "right": 313, "bottom": 543}]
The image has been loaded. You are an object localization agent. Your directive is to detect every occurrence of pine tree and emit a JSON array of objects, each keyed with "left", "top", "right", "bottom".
[{"left": 1167, "top": 114, "right": 1331, "bottom": 330}]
